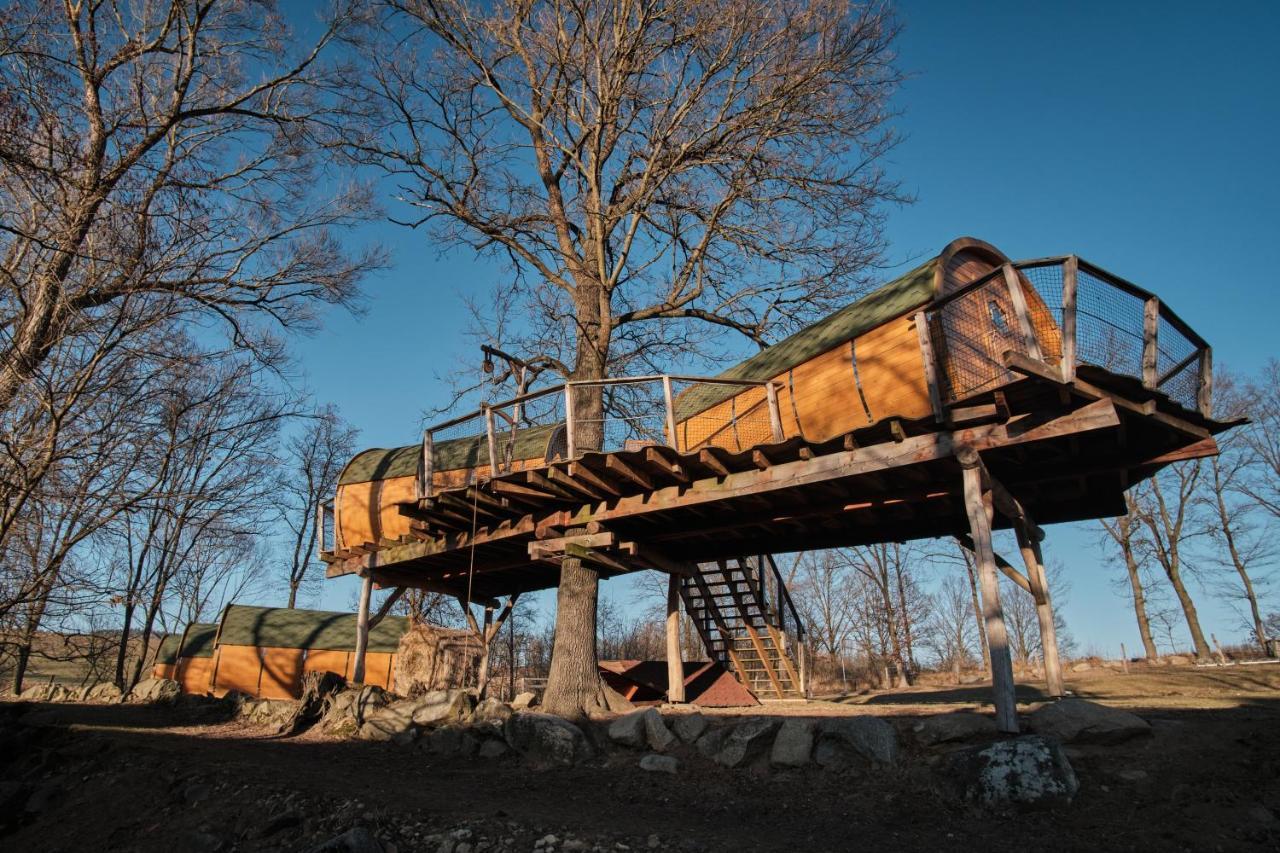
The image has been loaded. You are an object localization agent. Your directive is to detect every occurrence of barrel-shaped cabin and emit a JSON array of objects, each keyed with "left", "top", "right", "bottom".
[
  {"left": 326, "top": 236, "right": 1210, "bottom": 556},
  {"left": 208, "top": 604, "right": 408, "bottom": 700},
  {"left": 172, "top": 622, "right": 218, "bottom": 694}
]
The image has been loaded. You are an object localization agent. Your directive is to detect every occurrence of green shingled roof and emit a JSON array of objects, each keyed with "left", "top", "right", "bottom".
[
  {"left": 215, "top": 604, "right": 408, "bottom": 654},
  {"left": 154, "top": 634, "right": 182, "bottom": 665},
  {"left": 339, "top": 423, "right": 559, "bottom": 486},
  {"left": 179, "top": 623, "right": 219, "bottom": 659},
  {"left": 340, "top": 258, "right": 937, "bottom": 483}
]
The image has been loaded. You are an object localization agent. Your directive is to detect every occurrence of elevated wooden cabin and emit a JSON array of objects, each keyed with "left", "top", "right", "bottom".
[{"left": 208, "top": 604, "right": 408, "bottom": 700}]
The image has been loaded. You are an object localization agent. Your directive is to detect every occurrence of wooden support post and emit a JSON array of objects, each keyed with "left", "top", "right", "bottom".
[
  {"left": 1142, "top": 296, "right": 1160, "bottom": 389},
  {"left": 661, "top": 375, "right": 679, "bottom": 452},
  {"left": 765, "top": 382, "right": 785, "bottom": 442},
  {"left": 1003, "top": 264, "right": 1044, "bottom": 363},
  {"left": 1061, "top": 256, "right": 1078, "bottom": 382},
  {"left": 352, "top": 574, "right": 373, "bottom": 684},
  {"left": 1198, "top": 347, "right": 1214, "bottom": 417},
  {"left": 959, "top": 447, "right": 1019, "bottom": 733},
  {"left": 315, "top": 500, "right": 328, "bottom": 559},
  {"left": 1017, "top": 527, "right": 1064, "bottom": 698},
  {"left": 666, "top": 574, "right": 685, "bottom": 703},
  {"left": 1120, "top": 643, "right": 1130, "bottom": 674},
  {"left": 564, "top": 384, "right": 576, "bottom": 458},
  {"left": 914, "top": 310, "right": 945, "bottom": 420},
  {"left": 477, "top": 607, "right": 494, "bottom": 692}
]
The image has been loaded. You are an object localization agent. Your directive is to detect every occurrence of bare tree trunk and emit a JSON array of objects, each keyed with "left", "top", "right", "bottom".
[
  {"left": 963, "top": 548, "right": 990, "bottom": 671},
  {"left": 1210, "top": 459, "right": 1269, "bottom": 649},
  {"left": 11, "top": 643, "right": 32, "bottom": 696},
  {"left": 541, "top": 558, "right": 603, "bottom": 719}
]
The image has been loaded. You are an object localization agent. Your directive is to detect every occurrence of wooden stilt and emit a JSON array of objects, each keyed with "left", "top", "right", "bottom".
[
  {"left": 666, "top": 574, "right": 685, "bottom": 703},
  {"left": 1017, "top": 527, "right": 1065, "bottom": 698},
  {"left": 352, "top": 574, "right": 373, "bottom": 684},
  {"left": 959, "top": 448, "right": 1019, "bottom": 733}
]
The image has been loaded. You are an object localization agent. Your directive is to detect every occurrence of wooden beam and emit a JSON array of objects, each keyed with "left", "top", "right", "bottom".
[
  {"left": 1198, "top": 347, "right": 1214, "bottom": 418},
  {"left": 959, "top": 448, "right": 1019, "bottom": 734},
  {"left": 1003, "top": 264, "right": 1044, "bottom": 363},
  {"left": 643, "top": 447, "right": 690, "bottom": 484},
  {"left": 527, "top": 531, "right": 615, "bottom": 560},
  {"left": 1061, "top": 256, "right": 1078, "bottom": 382},
  {"left": 366, "top": 586, "right": 405, "bottom": 630},
  {"left": 697, "top": 448, "right": 731, "bottom": 477},
  {"left": 667, "top": 574, "right": 685, "bottom": 703},
  {"left": 605, "top": 453, "right": 655, "bottom": 490},
  {"left": 956, "top": 534, "right": 1032, "bottom": 595},
  {"left": 567, "top": 461, "right": 624, "bottom": 497}
]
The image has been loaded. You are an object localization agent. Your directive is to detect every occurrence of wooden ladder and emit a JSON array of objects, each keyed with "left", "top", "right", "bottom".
[{"left": 679, "top": 555, "right": 806, "bottom": 699}]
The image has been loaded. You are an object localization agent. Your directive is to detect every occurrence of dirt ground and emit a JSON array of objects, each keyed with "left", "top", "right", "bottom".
[{"left": 2, "top": 665, "right": 1278, "bottom": 853}]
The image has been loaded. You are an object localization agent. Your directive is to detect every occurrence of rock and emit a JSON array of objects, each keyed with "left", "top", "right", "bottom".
[
  {"left": 714, "top": 718, "right": 780, "bottom": 768},
  {"left": 671, "top": 713, "right": 708, "bottom": 744},
  {"left": 643, "top": 711, "right": 677, "bottom": 752},
  {"left": 503, "top": 712, "right": 594, "bottom": 765},
  {"left": 324, "top": 685, "right": 390, "bottom": 732},
  {"left": 477, "top": 738, "right": 509, "bottom": 759},
  {"left": 511, "top": 691, "right": 537, "bottom": 710},
  {"left": 694, "top": 727, "right": 728, "bottom": 759},
  {"left": 770, "top": 719, "right": 814, "bottom": 767},
  {"left": 85, "top": 682, "right": 122, "bottom": 703},
  {"left": 949, "top": 735, "right": 1079, "bottom": 809},
  {"left": 410, "top": 690, "right": 474, "bottom": 728},
  {"left": 638, "top": 754, "right": 679, "bottom": 774},
  {"left": 814, "top": 717, "right": 898, "bottom": 768},
  {"left": 913, "top": 712, "right": 998, "bottom": 746},
  {"left": 1070, "top": 662, "right": 1092, "bottom": 672},
  {"left": 307, "top": 826, "right": 385, "bottom": 853},
  {"left": 1027, "top": 699, "right": 1152, "bottom": 744},
  {"left": 126, "top": 677, "right": 181, "bottom": 704},
  {"left": 1166, "top": 654, "right": 1192, "bottom": 666},
  {"left": 472, "top": 697, "right": 513, "bottom": 725},
  {"left": 359, "top": 700, "right": 419, "bottom": 742},
  {"left": 257, "top": 810, "right": 303, "bottom": 838},
  {"left": 422, "top": 726, "right": 479, "bottom": 757},
  {"left": 607, "top": 709, "right": 650, "bottom": 748},
  {"left": 607, "top": 708, "right": 675, "bottom": 751}
]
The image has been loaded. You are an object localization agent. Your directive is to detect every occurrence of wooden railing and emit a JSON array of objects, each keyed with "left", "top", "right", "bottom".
[
  {"left": 920, "top": 256, "right": 1213, "bottom": 418},
  {"left": 416, "top": 374, "right": 785, "bottom": 499},
  {"left": 758, "top": 553, "right": 809, "bottom": 697}
]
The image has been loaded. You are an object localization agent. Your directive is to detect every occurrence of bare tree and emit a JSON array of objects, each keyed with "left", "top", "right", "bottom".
[
  {"left": 1239, "top": 360, "right": 1280, "bottom": 521},
  {"left": 1101, "top": 494, "right": 1160, "bottom": 660},
  {"left": 364, "top": 0, "right": 904, "bottom": 715},
  {"left": 925, "top": 575, "right": 978, "bottom": 679},
  {"left": 281, "top": 408, "right": 358, "bottom": 608},
  {"left": 0, "top": 0, "right": 380, "bottom": 418},
  {"left": 790, "top": 551, "right": 859, "bottom": 662},
  {"left": 1131, "top": 463, "right": 1212, "bottom": 660}
]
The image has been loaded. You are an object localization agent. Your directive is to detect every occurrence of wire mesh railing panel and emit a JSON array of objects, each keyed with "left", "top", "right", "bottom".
[
  {"left": 1155, "top": 314, "right": 1200, "bottom": 409},
  {"left": 428, "top": 410, "right": 491, "bottom": 488},
  {"left": 932, "top": 271, "right": 1027, "bottom": 401},
  {"left": 1074, "top": 267, "right": 1147, "bottom": 378},
  {"left": 1017, "top": 262, "right": 1066, "bottom": 363},
  {"left": 571, "top": 380, "right": 670, "bottom": 455},
  {"left": 671, "top": 380, "right": 775, "bottom": 453}
]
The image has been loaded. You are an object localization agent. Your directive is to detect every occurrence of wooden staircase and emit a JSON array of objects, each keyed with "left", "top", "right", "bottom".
[{"left": 679, "top": 555, "right": 808, "bottom": 699}]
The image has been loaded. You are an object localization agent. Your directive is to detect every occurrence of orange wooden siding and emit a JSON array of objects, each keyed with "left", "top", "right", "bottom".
[{"left": 175, "top": 657, "right": 214, "bottom": 694}]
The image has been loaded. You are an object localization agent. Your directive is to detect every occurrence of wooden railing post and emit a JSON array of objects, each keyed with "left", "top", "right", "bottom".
[
  {"left": 1061, "top": 256, "right": 1078, "bottom": 382},
  {"left": 1002, "top": 264, "right": 1044, "bottom": 363},
  {"left": 564, "top": 383, "right": 576, "bottom": 458},
  {"left": 914, "top": 310, "right": 945, "bottom": 419},
  {"left": 765, "top": 382, "right": 785, "bottom": 442},
  {"left": 419, "top": 430, "right": 434, "bottom": 500},
  {"left": 1198, "top": 347, "right": 1214, "bottom": 418},
  {"left": 1142, "top": 297, "right": 1160, "bottom": 389},
  {"left": 483, "top": 404, "right": 500, "bottom": 478},
  {"left": 661, "top": 375, "right": 679, "bottom": 452}
]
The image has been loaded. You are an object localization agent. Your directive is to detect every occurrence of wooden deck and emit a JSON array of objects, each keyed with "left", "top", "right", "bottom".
[{"left": 323, "top": 361, "right": 1229, "bottom": 603}]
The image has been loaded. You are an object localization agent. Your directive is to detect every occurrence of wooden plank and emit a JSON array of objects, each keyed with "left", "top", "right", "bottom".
[
  {"left": 915, "top": 311, "right": 945, "bottom": 421},
  {"left": 719, "top": 560, "right": 785, "bottom": 698},
  {"left": 564, "top": 384, "right": 576, "bottom": 458},
  {"left": 485, "top": 406, "right": 500, "bottom": 478},
  {"left": 1003, "top": 264, "right": 1044, "bottom": 363},
  {"left": 690, "top": 570, "right": 751, "bottom": 687},
  {"left": 959, "top": 450, "right": 1018, "bottom": 733},
  {"left": 605, "top": 453, "right": 655, "bottom": 490},
  {"left": 527, "top": 531, "right": 616, "bottom": 559},
  {"left": 545, "top": 465, "right": 609, "bottom": 500},
  {"left": 956, "top": 534, "right": 1032, "bottom": 595},
  {"left": 697, "top": 448, "right": 731, "bottom": 477},
  {"left": 567, "top": 461, "right": 624, "bottom": 497},
  {"left": 1061, "top": 256, "right": 1078, "bottom": 382},
  {"left": 765, "top": 382, "right": 786, "bottom": 441},
  {"left": 667, "top": 574, "right": 685, "bottom": 703},
  {"left": 491, "top": 478, "right": 562, "bottom": 502},
  {"left": 643, "top": 447, "right": 690, "bottom": 484},
  {"left": 662, "top": 375, "right": 679, "bottom": 451},
  {"left": 1198, "top": 347, "right": 1213, "bottom": 418}
]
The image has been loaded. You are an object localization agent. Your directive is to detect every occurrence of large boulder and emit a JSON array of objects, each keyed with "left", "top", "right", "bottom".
[
  {"left": 770, "top": 719, "right": 815, "bottom": 767},
  {"left": 324, "top": 685, "right": 390, "bottom": 733},
  {"left": 672, "top": 712, "right": 709, "bottom": 744},
  {"left": 1027, "top": 699, "right": 1151, "bottom": 745},
  {"left": 607, "top": 708, "right": 675, "bottom": 752},
  {"left": 358, "top": 699, "right": 418, "bottom": 742},
  {"left": 912, "top": 712, "right": 998, "bottom": 747},
  {"left": 421, "top": 725, "right": 480, "bottom": 757},
  {"left": 84, "top": 682, "right": 123, "bottom": 704},
  {"left": 714, "top": 718, "right": 780, "bottom": 768},
  {"left": 511, "top": 691, "right": 537, "bottom": 710},
  {"left": 409, "top": 689, "right": 474, "bottom": 728},
  {"left": 473, "top": 697, "right": 513, "bottom": 725},
  {"left": 126, "top": 678, "right": 181, "bottom": 705},
  {"left": 503, "top": 712, "right": 594, "bottom": 765},
  {"left": 639, "top": 754, "right": 679, "bottom": 774},
  {"left": 814, "top": 717, "right": 898, "bottom": 768},
  {"left": 949, "top": 735, "right": 1079, "bottom": 809}
]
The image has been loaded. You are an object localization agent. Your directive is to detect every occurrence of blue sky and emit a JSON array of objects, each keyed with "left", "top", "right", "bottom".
[{"left": 292, "top": 2, "right": 1280, "bottom": 657}]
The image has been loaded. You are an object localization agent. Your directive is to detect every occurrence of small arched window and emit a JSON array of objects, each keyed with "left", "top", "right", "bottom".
[{"left": 988, "top": 300, "right": 1011, "bottom": 335}]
